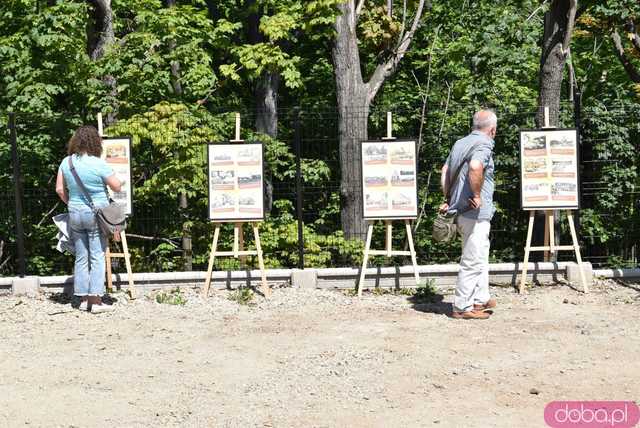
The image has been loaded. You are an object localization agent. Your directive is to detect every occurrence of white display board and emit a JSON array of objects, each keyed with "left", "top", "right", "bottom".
[
  {"left": 101, "top": 137, "right": 133, "bottom": 216},
  {"left": 361, "top": 140, "right": 418, "bottom": 219},
  {"left": 520, "top": 129, "right": 579, "bottom": 210},
  {"left": 208, "top": 142, "right": 264, "bottom": 221}
]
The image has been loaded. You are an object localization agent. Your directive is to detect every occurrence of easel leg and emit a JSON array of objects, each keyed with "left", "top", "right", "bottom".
[
  {"left": 405, "top": 220, "right": 420, "bottom": 285},
  {"left": 203, "top": 225, "right": 220, "bottom": 297},
  {"left": 567, "top": 212, "right": 588, "bottom": 293},
  {"left": 252, "top": 223, "right": 270, "bottom": 297},
  {"left": 520, "top": 211, "right": 535, "bottom": 293},
  {"left": 385, "top": 221, "right": 392, "bottom": 257},
  {"left": 120, "top": 232, "right": 136, "bottom": 299},
  {"left": 238, "top": 224, "right": 246, "bottom": 264},
  {"left": 105, "top": 244, "right": 113, "bottom": 293},
  {"left": 548, "top": 210, "right": 556, "bottom": 261},
  {"left": 357, "top": 222, "right": 374, "bottom": 297},
  {"left": 543, "top": 211, "right": 550, "bottom": 262}
]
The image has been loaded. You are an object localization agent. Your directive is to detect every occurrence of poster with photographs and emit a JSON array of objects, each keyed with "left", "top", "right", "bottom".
[
  {"left": 101, "top": 137, "right": 133, "bottom": 216},
  {"left": 520, "top": 129, "right": 579, "bottom": 210},
  {"left": 208, "top": 142, "right": 264, "bottom": 221},
  {"left": 361, "top": 140, "right": 418, "bottom": 219}
]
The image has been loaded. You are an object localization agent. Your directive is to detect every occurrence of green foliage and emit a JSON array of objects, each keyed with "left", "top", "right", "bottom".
[
  {"left": 411, "top": 279, "right": 442, "bottom": 304},
  {"left": 2, "top": 0, "right": 640, "bottom": 275},
  {"left": 155, "top": 287, "right": 187, "bottom": 305},
  {"left": 228, "top": 286, "right": 255, "bottom": 305}
]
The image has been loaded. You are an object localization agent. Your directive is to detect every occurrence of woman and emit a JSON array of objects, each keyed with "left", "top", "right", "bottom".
[{"left": 55, "top": 126, "right": 122, "bottom": 313}]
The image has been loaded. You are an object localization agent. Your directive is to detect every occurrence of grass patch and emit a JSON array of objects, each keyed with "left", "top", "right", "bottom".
[
  {"left": 155, "top": 288, "right": 187, "bottom": 306},
  {"left": 228, "top": 287, "right": 255, "bottom": 305}
]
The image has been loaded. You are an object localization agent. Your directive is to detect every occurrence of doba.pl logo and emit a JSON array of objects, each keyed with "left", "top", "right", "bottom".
[{"left": 545, "top": 401, "right": 640, "bottom": 427}]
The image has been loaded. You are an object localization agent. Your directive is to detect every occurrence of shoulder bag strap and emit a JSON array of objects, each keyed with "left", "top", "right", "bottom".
[
  {"left": 68, "top": 156, "right": 97, "bottom": 212},
  {"left": 445, "top": 144, "right": 477, "bottom": 203}
]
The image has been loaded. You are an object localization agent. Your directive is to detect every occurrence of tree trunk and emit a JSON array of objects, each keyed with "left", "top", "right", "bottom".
[
  {"left": 247, "top": 1, "right": 278, "bottom": 213},
  {"left": 533, "top": 0, "right": 577, "bottom": 261},
  {"left": 535, "top": 0, "right": 574, "bottom": 127},
  {"left": 255, "top": 71, "right": 279, "bottom": 214},
  {"left": 332, "top": 1, "right": 369, "bottom": 239},
  {"left": 86, "top": 0, "right": 117, "bottom": 125},
  {"left": 163, "top": 0, "right": 192, "bottom": 270},
  {"left": 255, "top": 72, "right": 279, "bottom": 138},
  {"left": 331, "top": 0, "right": 426, "bottom": 240}
]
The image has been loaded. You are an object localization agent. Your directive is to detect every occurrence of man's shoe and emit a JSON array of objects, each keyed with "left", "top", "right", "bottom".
[
  {"left": 473, "top": 298, "right": 497, "bottom": 311},
  {"left": 91, "top": 303, "right": 115, "bottom": 314},
  {"left": 451, "top": 309, "right": 491, "bottom": 320}
]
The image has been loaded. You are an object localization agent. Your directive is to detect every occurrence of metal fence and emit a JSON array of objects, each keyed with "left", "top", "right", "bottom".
[{"left": 2, "top": 102, "right": 639, "bottom": 278}]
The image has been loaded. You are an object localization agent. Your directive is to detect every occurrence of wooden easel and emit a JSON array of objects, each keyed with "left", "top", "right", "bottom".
[
  {"left": 357, "top": 112, "right": 420, "bottom": 297},
  {"left": 98, "top": 113, "right": 136, "bottom": 298},
  {"left": 358, "top": 219, "right": 420, "bottom": 297},
  {"left": 202, "top": 113, "right": 270, "bottom": 298},
  {"left": 519, "top": 107, "right": 587, "bottom": 294}
]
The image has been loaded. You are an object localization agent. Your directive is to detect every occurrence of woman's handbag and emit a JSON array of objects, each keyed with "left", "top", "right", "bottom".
[
  {"left": 432, "top": 146, "right": 475, "bottom": 242},
  {"left": 68, "top": 156, "right": 127, "bottom": 236}
]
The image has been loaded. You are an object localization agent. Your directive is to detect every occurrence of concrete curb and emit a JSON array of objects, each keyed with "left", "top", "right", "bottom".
[{"left": 1, "top": 262, "right": 610, "bottom": 295}]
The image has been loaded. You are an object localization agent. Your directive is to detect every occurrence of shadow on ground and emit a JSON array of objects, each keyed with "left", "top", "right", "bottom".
[
  {"left": 408, "top": 291, "right": 451, "bottom": 316},
  {"left": 48, "top": 292, "right": 118, "bottom": 308}
]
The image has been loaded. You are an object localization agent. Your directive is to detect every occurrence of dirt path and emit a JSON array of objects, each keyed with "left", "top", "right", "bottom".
[{"left": 1, "top": 280, "right": 639, "bottom": 427}]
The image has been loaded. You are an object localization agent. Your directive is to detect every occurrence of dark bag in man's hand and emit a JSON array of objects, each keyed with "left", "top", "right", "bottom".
[
  {"left": 432, "top": 211, "right": 458, "bottom": 242},
  {"left": 68, "top": 157, "right": 127, "bottom": 236},
  {"left": 432, "top": 145, "right": 475, "bottom": 242}
]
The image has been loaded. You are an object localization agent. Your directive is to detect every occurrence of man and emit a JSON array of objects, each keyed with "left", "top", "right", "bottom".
[{"left": 440, "top": 110, "right": 497, "bottom": 320}]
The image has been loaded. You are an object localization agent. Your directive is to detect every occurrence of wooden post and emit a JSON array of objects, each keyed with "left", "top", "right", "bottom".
[
  {"left": 202, "top": 225, "right": 220, "bottom": 296},
  {"left": 543, "top": 211, "right": 550, "bottom": 262},
  {"left": 104, "top": 233, "right": 136, "bottom": 298},
  {"left": 357, "top": 219, "right": 420, "bottom": 296},
  {"left": 543, "top": 106, "right": 550, "bottom": 128},
  {"left": 202, "top": 223, "right": 270, "bottom": 297},
  {"left": 548, "top": 210, "right": 556, "bottom": 259},
  {"left": 382, "top": 112, "right": 395, "bottom": 140},
  {"left": 358, "top": 222, "right": 374, "bottom": 297},
  {"left": 567, "top": 212, "right": 588, "bottom": 293},
  {"left": 405, "top": 220, "right": 420, "bottom": 284},
  {"left": 97, "top": 112, "right": 104, "bottom": 137},
  {"left": 520, "top": 209, "right": 587, "bottom": 293},
  {"left": 230, "top": 112, "right": 243, "bottom": 142},
  {"left": 252, "top": 223, "right": 270, "bottom": 297},
  {"left": 519, "top": 211, "right": 535, "bottom": 293},
  {"left": 120, "top": 232, "right": 136, "bottom": 298},
  {"left": 105, "top": 245, "right": 113, "bottom": 292}
]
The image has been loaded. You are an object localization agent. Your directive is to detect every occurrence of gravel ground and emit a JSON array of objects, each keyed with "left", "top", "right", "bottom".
[{"left": 1, "top": 279, "right": 639, "bottom": 427}]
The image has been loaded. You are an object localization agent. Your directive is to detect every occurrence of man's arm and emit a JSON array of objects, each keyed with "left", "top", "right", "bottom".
[
  {"left": 440, "top": 164, "right": 449, "bottom": 194},
  {"left": 439, "top": 164, "right": 449, "bottom": 213},
  {"left": 468, "top": 159, "right": 484, "bottom": 209}
]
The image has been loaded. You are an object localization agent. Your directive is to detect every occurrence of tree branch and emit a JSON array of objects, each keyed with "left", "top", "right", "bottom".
[
  {"left": 611, "top": 28, "right": 640, "bottom": 83},
  {"left": 125, "top": 233, "right": 179, "bottom": 248},
  {"left": 561, "top": 0, "right": 577, "bottom": 56},
  {"left": 366, "top": 0, "right": 426, "bottom": 103},
  {"left": 356, "top": 0, "right": 365, "bottom": 21}
]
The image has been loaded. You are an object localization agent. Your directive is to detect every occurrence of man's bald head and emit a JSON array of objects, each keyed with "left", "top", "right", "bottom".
[{"left": 472, "top": 110, "right": 497, "bottom": 135}]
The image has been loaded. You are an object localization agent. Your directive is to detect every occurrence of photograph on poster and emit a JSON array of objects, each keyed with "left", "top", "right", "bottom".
[
  {"left": 519, "top": 129, "right": 579, "bottom": 210},
  {"left": 363, "top": 144, "right": 388, "bottom": 164},
  {"left": 361, "top": 140, "right": 418, "bottom": 219},
  {"left": 101, "top": 137, "right": 133, "bottom": 216},
  {"left": 523, "top": 134, "right": 547, "bottom": 156},
  {"left": 208, "top": 143, "right": 264, "bottom": 221}
]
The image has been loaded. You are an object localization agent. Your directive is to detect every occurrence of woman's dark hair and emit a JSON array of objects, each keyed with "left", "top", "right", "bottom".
[{"left": 67, "top": 125, "right": 103, "bottom": 157}]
